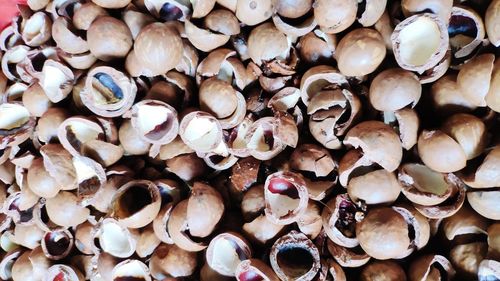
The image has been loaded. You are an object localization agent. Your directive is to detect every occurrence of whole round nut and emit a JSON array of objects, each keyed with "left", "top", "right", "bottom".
[
  {"left": 356, "top": 207, "right": 411, "bottom": 260},
  {"left": 369, "top": 68, "right": 421, "bottom": 111},
  {"left": 87, "top": 16, "right": 133, "bottom": 61},
  {"left": 133, "top": 23, "right": 183, "bottom": 76},
  {"left": 360, "top": 260, "right": 407, "bottom": 281},
  {"left": 335, "top": 28, "right": 386, "bottom": 77}
]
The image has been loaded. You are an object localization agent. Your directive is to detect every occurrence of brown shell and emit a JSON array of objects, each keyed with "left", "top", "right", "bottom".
[
  {"left": 398, "top": 163, "right": 454, "bottom": 206},
  {"left": 298, "top": 30, "right": 336, "bottom": 64},
  {"left": 430, "top": 74, "right": 476, "bottom": 114},
  {"left": 391, "top": 13, "right": 449, "bottom": 73},
  {"left": 441, "top": 113, "right": 487, "bottom": 160},
  {"left": 204, "top": 9, "right": 240, "bottom": 35},
  {"left": 179, "top": 111, "right": 223, "bottom": 153},
  {"left": 41, "top": 229, "right": 74, "bottom": 260},
  {"left": 360, "top": 261, "right": 407, "bottom": 281},
  {"left": 314, "top": 0, "right": 357, "bottom": 34},
  {"left": 270, "top": 230, "right": 320, "bottom": 280},
  {"left": 348, "top": 169, "right": 401, "bottom": 205},
  {"left": 235, "top": 0, "right": 273, "bottom": 26},
  {"left": 185, "top": 20, "right": 230, "bottom": 53},
  {"left": 356, "top": 207, "right": 411, "bottom": 260},
  {"left": 51, "top": 17, "right": 88, "bottom": 54},
  {"left": 412, "top": 174, "right": 466, "bottom": 219},
  {"left": 235, "top": 259, "right": 280, "bottom": 281},
  {"left": 417, "top": 130, "right": 466, "bottom": 173},
  {"left": 442, "top": 205, "right": 488, "bottom": 240},
  {"left": 187, "top": 182, "right": 224, "bottom": 238},
  {"left": 87, "top": 16, "right": 133, "bottom": 61},
  {"left": 133, "top": 22, "right": 183, "bottom": 76},
  {"left": 401, "top": 0, "right": 452, "bottom": 23},
  {"left": 457, "top": 53, "right": 495, "bottom": 107},
  {"left": 129, "top": 99, "right": 179, "bottom": 145},
  {"left": 264, "top": 171, "right": 308, "bottom": 225},
  {"left": 335, "top": 28, "right": 386, "bottom": 77},
  {"left": 244, "top": 117, "right": 285, "bottom": 161},
  {"left": 290, "top": 143, "right": 337, "bottom": 178},
  {"left": 167, "top": 200, "right": 207, "bottom": 252},
  {"left": 327, "top": 240, "right": 371, "bottom": 268},
  {"left": 272, "top": 14, "right": 317, "bottom": 38},
  {"left": 72, "top": 2, "right": 108, "bottom": 30},
  {"left": 110, "top": 180, "right": 161, "bottom": 228},
  {"left": 449, "top": 6, "right": 485, "bottom": 59},
  {"left": 81, "top": 66, "right": 137, "bottom": 118},
  {"left": 369, "top": 68, "right": 421, "bottom": 111},
  {"left": 486, "top": 0, "right": 500, "bottom": 47},
  {"left": 205, "top": 232, "right": 252, "bottom": 276},
  {"left": 461, "top": 146, "right": 500, "bottom": 188},
  {"left": 409, "top": 255, "right": 455, "bottom": 281},
  {"left": 344, "top": 121, "right": 402, "bottom": 172},
  {"left": 299, "top": 65, "right": 348, "bottom": 106},
  {"left": 149, "top": 244, "right": 197, "bottom": 278},
  {"left": 486, "top": 58, "right": 500, "bottom": 112},
  {"left": 467, "top": 189, "right": 500, "bottom": 220},
  {"left": 248, "top": 23, "right": 289, "bottom": 66},
  {"left": 322, "top": 194, "right": 361, "bottom": 248},
  {"left": 357, "top": 0, "right": 387, "bottom": 27},
  {"left": 242, "top": 214, "right": 284, "bottom": 244}
]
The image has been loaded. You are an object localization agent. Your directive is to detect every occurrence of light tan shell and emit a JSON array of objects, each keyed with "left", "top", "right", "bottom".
[
  {"left": 369, "top": 68, "right": 421, "bottom": 111},
  {"left": 417, "top": 130, "right": 467, "bottom": 173},
  {"left": 314, "top": 0, "right": 357, "bottom": 34},
  {"left": 344, "top": 121, "right": 402, "bottom": 172},
  {"left": 335, "top": 28, "right": 386, "bottom": 77},
  {"left": 457, "top": 53, "right": 495, "bottom": 107},
  {"left": 486, "top": 0, "right": 500, "bottom": 47}
]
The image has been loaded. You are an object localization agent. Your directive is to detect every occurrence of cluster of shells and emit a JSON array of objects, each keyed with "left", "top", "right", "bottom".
[{"left": 0, "top": 0, "right": 499, "bottom": 280}]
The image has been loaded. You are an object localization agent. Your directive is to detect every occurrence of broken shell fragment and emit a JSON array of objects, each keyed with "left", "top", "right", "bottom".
[
  {"left": 81, "top": 66, "right": 137, "bottom": 118},
  {"left": 167, "top": 199, "right": 207, "bottom": 252},
  {"left": 485, "top": 0, "right": 500, "bottom": 47},
  {"left": 111, "top": 259, "right": 151, "bottom": 281},
  {"left": 44, "top": 264, "right": 84, "bottom": 281},
  {"left": 449, "top": 6, "right": 485, "bottom": 59},
  {"left": 41, "top": 229, "right": 74, "bottom": 260},
  {"left": 322, "top": 194, "right": 363, "bottom": 248},
  {"left": 344, "top": 121, "right": 403, "bottom": 172},
  {"left": 270, "top": 230, "right": 320, "bottom": 281},
  {"left": 417, "top": 130, "right": 467, "bottom": 173},
  {"left": 391, "top": 13, "right": 449, "bottom": 73},
  {"left": 45, "top": 191, "right": 90, "bottom": 227},
  {"left": 129, "top": 100, "right": 179, "bottom": 145},
  {"left": 235, "top": 259, "right": 279, "bottom": 281},
  {"left": 187, "top": 182, "right": 224, "bottom": 238},
  {"left": 96, "top": 218, "right": 138, "bottom": 258},
  {"left": 442, "top": 205, "right": 488, "bottom": 241},
  {"left": 467, "top": 189, "right": 500, "bottom": 220},
  {"left": 456, "top": 53, "right": 495, "bottom": 107},
  {"left": 408, "top": 255, "right": 455, "bottom": 281},
  {"left": 110, "top": 180, "right": 161, "bottom": 228},
  {"left": 179, "top": 111, "right": 223, "bottom": 153},
  {"left": 244, "top": 117, "right": 285, "bottom": 161},
  {"left": 206, "top": 232, "right": 252, "bottom": 276},
  {"left": 149, "top": 243, "right": 197, "bottom": 279},
  {"left": 264, "top": 171, "right": 309, "bottom": 225},
  {"left": 185, "top": 20, "right": 230, "bottom": 53}
]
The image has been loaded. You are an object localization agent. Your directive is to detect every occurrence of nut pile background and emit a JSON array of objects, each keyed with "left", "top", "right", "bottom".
[{"left": 0, "top": 0, "right": 499, "bottom": 280}]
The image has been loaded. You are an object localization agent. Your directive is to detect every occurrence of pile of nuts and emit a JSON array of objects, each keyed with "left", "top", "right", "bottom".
[{"left": 0, "top": 0, "right": 499, "bottom": 280}]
